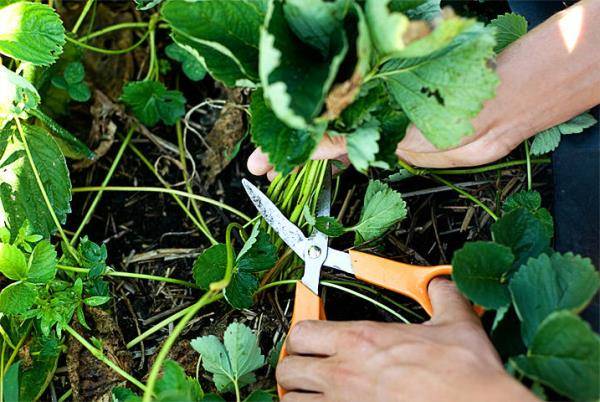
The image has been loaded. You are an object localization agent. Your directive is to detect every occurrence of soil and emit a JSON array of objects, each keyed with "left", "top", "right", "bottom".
[{"left": 40, "top": 1, "right": 557, "bottom": 400}]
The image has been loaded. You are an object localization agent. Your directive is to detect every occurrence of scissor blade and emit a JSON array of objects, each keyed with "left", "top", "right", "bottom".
[
  {"left": 302, "top": 167, "right": 332, "bottom": 294},
  {"left": 242, "top": 179, "right": 307, "bottom": 259}
]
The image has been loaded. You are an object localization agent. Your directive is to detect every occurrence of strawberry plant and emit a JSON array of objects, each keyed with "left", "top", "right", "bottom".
[{"left": 0, "top": 0, "right": 597, "bottom": 401}]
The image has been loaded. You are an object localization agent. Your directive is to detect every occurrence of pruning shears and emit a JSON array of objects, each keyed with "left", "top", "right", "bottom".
[{"left": 242, "top": 169, "right": 452, "bottom": 397}]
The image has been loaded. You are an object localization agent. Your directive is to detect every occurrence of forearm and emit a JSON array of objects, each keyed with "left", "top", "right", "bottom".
[{"left": 475, "top": 0, "right": 600, "bottom": 145}]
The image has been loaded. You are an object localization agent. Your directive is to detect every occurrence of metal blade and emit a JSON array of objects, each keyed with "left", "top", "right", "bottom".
[
  {"left": 323, "top": 248, "right": 354, "bottom": 274},
  {"left": 242, "top": 179, "right": 308, "bottom": 259},
  {"left": 302, "top": 167, "right": 332, "bottom": 294}
]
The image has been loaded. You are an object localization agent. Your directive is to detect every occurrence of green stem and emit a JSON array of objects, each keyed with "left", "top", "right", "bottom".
[
  {"left": 431, "top": 158, "right": 550, "bottom": 175},
  {"left": 14, "top": 119, "right": 78, "bottom": 261},
  {"left": 0, "top": 323, "right": 16, "bottom": 350},
  {"left": 0, "top": 342, "right": 5, "bottom": 402},
  {"left": 144, "top": 28, "right": 157, "bottom": 81},
  {"left": 71, "top": 0, "right": 95, "bottom": 34},
  {"left": 79, "top": 22, "right": 149, "bottom": 42},
  {"left": 65, "top": 32, "right": 149, "bottom": 55},
  {"left": 125, "top": 141, "right": 219, "bottom": 245},
  {"left": 2, "top": 322, "right": 31, "bottom": 377},
  {"left": 398, "top": 159, "right": 498, "bottom": 221},
  {"left": 321, "top": 282, "right": 410, "bottom": 323},
  {"left": 208, "top": 223, "right": 236, "bottom": 291},
  {"left": 57, "top": 389, "right": 73, "bottom": 402},
  {"left": 71, "top": 186, "right": 251, "bottom": 223},
  {"left": 71, "top": 127, "right": 135, "bottom": 245},
  {"left": 524, "top": 141, "right": 533, "bottom": 190},
  {"left": 176, "top": 121, "right": 210, "bottom": 234},
  {"left": 65, "top": 325, "right": 146, "bottom": 391},
  {"left": 142, "top": 291, "right": 220, "bottom": 402},
  {"left": 57, "top": 264, "right": 198, "bottom": 288}
]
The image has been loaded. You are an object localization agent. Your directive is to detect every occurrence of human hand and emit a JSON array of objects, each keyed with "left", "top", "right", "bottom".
[
  {"left": 276, "top": 279, "right": 539, "bottom": 402},
  {"left": 248, "top": 0, "right": 600, "bottom": 176}
]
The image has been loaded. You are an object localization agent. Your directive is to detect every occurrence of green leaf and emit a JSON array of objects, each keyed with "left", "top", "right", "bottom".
[
  {"left": 67, "top": 82, "right": 91, "bottom": 102},
  {"left": 381, "top": 24, "right": 498, "bottom": 149},
  {"left": 314, "top": 216, "right": 347, "bottom": 237},
  {"left": 0, "top": 124, "right": 71, "bottom": 238},
  {"left": 237, "top": 228, "right": 277, "bottom": 272},
  {"left": 29, "top": 109, "right": 95, "bottom": 160},
  {"left": 249, "top": 90, "right": 320, "bottom": 175},
  {"left": 406, "top": 0, "right": 441, "bottom": 20},
  {"left": 162, "top": 0, "right": 265, "bottom": 86},
  {"left": 165, "top": 43, "right": 207, "bottom": 81},
  {"left": 489, "top": 13, "right": 528, "bottom": 53},
  {"left": 353, "top": 180, "right": 407, "bottom": 243},
  {"left": 531, "top": 112, "right": 597, "bottom": 155},
  {"left": 346, "top": 121, "right": 387, "bottom": 172},
  {"left": 191, "top": 322, "right": 265, "bottom": 392},
  {"left": 503, "top": 191, "right": 553, "bottom": 238},
  {"left": 557, "top": 112, "right": 597, "bottom": 134},
  {"left": 509, "top": 252, "right": 599, "bottom": 345},
  {"left": 155, "top": 360, "right": 203, "bottom": 402},
  {"left": 511, "top": 311, "right": 600, "bottom": 401},
  {"left": 491, "top": 208, "right": 551, "bottom": 269},
  {"left": 2, "top": 362, "right": 19, "bottom": 402},
  {"left": 375, "top": 110, "right": 409, "bottom": 167},
  {"left": 120, "top": 81, "right": 186, "bottom": 127},
  {"left": 51, "top": 75, "right": 67, "bottom": 90},
  {"left": 530, "top": 127, "right": 561, "bottom": 156},
  {"left": 83, "top": 296, "right": 111, "bottom": 306},
  {"left": 0, "top": 281, "right": 37, "bottom": 315},
  {"left": 283, "top": 0, "right": 348, "bottom": 56},
  {"left": 113, "top": 387, "right": 142, "bottom": 402},
  {"left": 260, "top": 0, "right": 347, "bottom": 129},
  {"left": 365, "top": 0, "right": 411, "bottom": 56},
  {"left": 0, "top": 243, "right": 28, "bottom": 280},
  {"left": 0, "top": 2, "right": 65, "bottom": 65},
  {"left": 28, "top": 240, "right": 57, "bottom": 284},
  {"left": 193, "top": 244, "right": 227, "bottom": 290},
  {"left": 224, "top": 271, "right": 258, "bottom": 309},
  {"left": 0, "top": 65, "right": 40, "bottom": 128},
  {"left": 244, "top": 390, "right": 273, "bottom": 402},
  {"left": 135, "top": 0, "right": 163, "bottom": 11},
  {"left": 63, "top": 62, "right": 85, "bottom": 84},
  {"left": 452, "top": 241, "right": 515, "bottom": 309}
]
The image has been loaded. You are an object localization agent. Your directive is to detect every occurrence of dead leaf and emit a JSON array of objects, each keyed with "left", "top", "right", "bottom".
[
  {"left": 200, "top": 88, "right": 246, "bottom": 184},
  {"left": 402, "top": 20, "right": 431, "bottom": 44},
  {"left": 323, "top": 71, "right": 362, "bottom": 120},
  {"left": 67, "top": 307, "right": 133, "bottom": 402}
]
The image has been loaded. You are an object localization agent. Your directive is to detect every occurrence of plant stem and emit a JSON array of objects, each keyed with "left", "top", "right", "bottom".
[
  {"left": 71, "top": 126, "right": 135, "bottom": 245},
  {"left": 65, "top": 325, "right": 146, "bottom": 392},
  {"left": 398, "top": 159, "right": 498, "bottom": 221},
  {"left": 57, "top": 389, "right": 73, "bottom": 402},
  {"left": 321, "top": 282, "right": 410, "bottom": 323},
  {"left": 65, "top": 32, "right": 149, "bottom": 55},
  {"left": 57, "top": 264, "right": 198, "bottom": 288},
  {"left": 524, "top": 141, "right": 533, "bottom": 191},
  {"left": 175, "top": 121, "right": 210, "bottom": 234},
  {"left": 14, "top": 119, "right": 78, "bottom": 261},
  {"left": 142, "top": 291, "right": 220, "bottom": 402},
  {"left": 71, "top": 186, "right": 251, "bottom": 222},
  {"left": 79, "top": 22, "right": 149, "bottom": 42},
  {"left": 144, "top": 27, "right": 157, "bottom": 81},
  {"left": 209, "top": 223, "right": 236, "bottom": 291},
  {"left": 124, "top": 141, "right": 220, "bottom": 245},
  {"left": 71, "top": 0, "right": 95, "bottom": 34},
  {"left": 431, "top": 158, "right": 550, "bottom": 175},
  {"left": 2, "top": 322, "right": 31, "bottom": 377}
]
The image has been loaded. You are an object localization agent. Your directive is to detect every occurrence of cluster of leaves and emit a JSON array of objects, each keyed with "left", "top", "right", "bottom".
[
  {"left": 452, "top": 190, "right": 599, "bottom": 400},
  {"left": 312, "top": 179, "right": 407, "bottom": 244},
  {"left": 114, "top": 322, "right": 273, "bottom": 402},
  {"left": 161, "top": 0, "right": 501, "bottom": 175},
  {"left": 193, "top": 225, "right": 278, "bottom": 309},
  {"left": 0, "top": 223, "right": 110, "bottom": 337},
  {"left": 50, "top": 61, "right": 91, "bottom": 102}
]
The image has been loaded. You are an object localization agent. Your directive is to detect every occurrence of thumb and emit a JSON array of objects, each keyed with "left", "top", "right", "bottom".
[{"left": 427, "top": 278, "right": 479, "bottom": 326}]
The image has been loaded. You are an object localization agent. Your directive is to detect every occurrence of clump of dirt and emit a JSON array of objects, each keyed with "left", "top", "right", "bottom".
[{"left": 67, "top": 308, "right": 133, "bottom": 402}]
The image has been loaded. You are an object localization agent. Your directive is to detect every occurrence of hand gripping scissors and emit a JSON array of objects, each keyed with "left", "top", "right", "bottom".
[{"left": 242, "top": 171, "right": 452, "bottom": 397}]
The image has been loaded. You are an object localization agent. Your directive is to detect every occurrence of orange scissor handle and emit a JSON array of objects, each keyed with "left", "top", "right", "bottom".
[
  {"left": 277, "top": 282, "right": 326, "bottom": 398},
  {"left": 349, "top": 250, "right": 452, "bottom": 316}
]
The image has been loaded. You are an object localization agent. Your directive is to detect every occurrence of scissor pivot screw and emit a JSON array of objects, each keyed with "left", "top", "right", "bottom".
[{"left": 307, "top": 246, "right": 321, "bottom": 259}]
